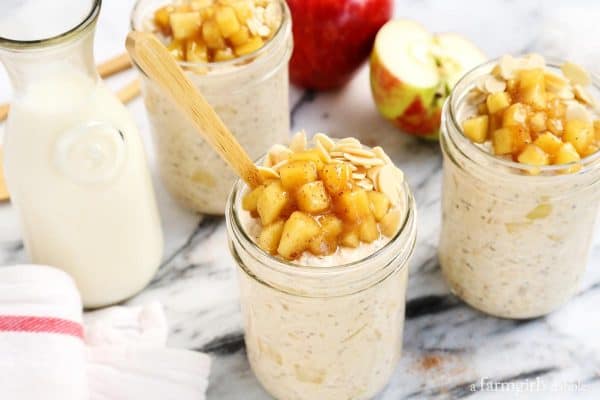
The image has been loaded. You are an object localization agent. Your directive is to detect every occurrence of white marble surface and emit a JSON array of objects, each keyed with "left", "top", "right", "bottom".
[{"left": 2, "top": 0, "right": 600, "bottom": 399}]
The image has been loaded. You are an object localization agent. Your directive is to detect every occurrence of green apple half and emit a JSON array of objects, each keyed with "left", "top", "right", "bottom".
[{"left": 370, "top": 19, "right": 486, "bottom": 140}]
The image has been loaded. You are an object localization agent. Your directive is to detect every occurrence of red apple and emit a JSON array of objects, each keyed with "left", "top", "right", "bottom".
[
  {"left": 287, "top": 0, "right": 392, "bottom": 91},
  {"left": 370, "top": 19, "right": 486, "bottom": 139}
]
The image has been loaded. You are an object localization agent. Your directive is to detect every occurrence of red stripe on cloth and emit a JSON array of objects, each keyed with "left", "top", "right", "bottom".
[{"left": 0, "top": 316, "right": 83, "bottom": 339}]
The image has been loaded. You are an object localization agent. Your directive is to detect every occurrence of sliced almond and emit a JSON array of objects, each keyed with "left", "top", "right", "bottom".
[
  {"left": 380, "top": 209, "right": 402, "bottom": 237},
  {"left": 289, "top": 130, "right": 307, "bottom": 153},
  {"left": 313, "top": 133, "right": 335, "bottom": 151},
  {"left": 561, "top": 62, "right": 591, "bottom": 86},
  {"left": 484, "top": 76, "right": 507, "bottom": 93},
  {"left": 337, "top": 137, "right": 362, "bottom": 147},
  {"left": 263, "top": 157, "right": 273, "bottom": 167},
  {"left": 315, "top": 139, "right": 332, "bottom": 163},
  {"left": 343, "top": 153, "right": 385, "bottom": 168},
  {"left": 519, "top": 53, "right": 545, "bottom": 70},
  {"left": 566, "top": 102, "right": 592, "bottom": 123},
  {"left": 329, "top": 151, "right": 345, "bottom": 158},
  {"left": 347, "top": 163, "right": 358, "bottom": 172},
  {"left": 271, "top": 159, "right": 289, "bottom": 171},
  {"left": 475, "top": 75, "right": 488, "bottom": 92},
  {"left": 337, "top": 146, "right": 375, "bottom": 158},
  {"left": 366, "top": 165, "right": 382, "bottom": 183},
  {"left": 573, "top": 84, "right": 594, "bottom": 106},
  {"left": 268, "top": 144, "right": 292, "bottom": 165},
  {"left": 356, "top": 180, "right": 374, "bottom": 191},
  {"left": 377, "top": 164, "right": 401, "bottom": 205},
  {"left": 544, "top": 72, "right": 568, "bottom": 92},
  {"left": 392, "top": 165, "right": 405, "bottom": 183},
  {"left": 257, "top": 166, "right": 279, "bottom": 180},
  {"left": 351, "top": 172, "right": 366, "bottom": 180},
  {"left": 498, "top": 54, "right": 517, "bottom": 80},
  {"left": 555, "top": 86, "right": 575, "bottom": 100},
  {"left": 467, "top": 89, "right": 487, "bottom": 105},
  {"left": 372, "top": 146, "right": 392, "bottom": 164}
]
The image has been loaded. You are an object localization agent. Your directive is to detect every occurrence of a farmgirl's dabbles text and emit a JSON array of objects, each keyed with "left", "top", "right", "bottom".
[
  {"left": 226, "top": 131, "right": 417, "bottom": 400},
  {"left": 439, "top": 54, "right": 600, "bottom": 319}
]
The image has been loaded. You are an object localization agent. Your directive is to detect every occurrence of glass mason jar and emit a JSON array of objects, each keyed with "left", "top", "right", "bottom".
[
  {"left": 0, "top": 0, "right": 163, "bottom": 308},
  {"left": 439, "top": 59, "right": 600, "bottom": 319},
  {"left": 131, "top": 0, "right": 293, "bottom": 215},
  {"left": 225, "top": 171, "right": 417, "bottom": 400}
]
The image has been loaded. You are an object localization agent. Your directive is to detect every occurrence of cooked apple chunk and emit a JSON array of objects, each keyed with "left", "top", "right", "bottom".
[
  {"left": 502, "top": 103, "right": 528, "bottom": 127},
  {"left": 463, "top": 115, "right": 489, "bottom": 143},
  {"left": 486, "top": 92, "right": 511, "bottom": 114},
  {"left": 258, "top": 220, "right": 285, "bottom": 254},
  {"left": 257, "top": 181, "right": 290, "bottom": 225},
  {"left": 320, "top": 163, "right": 352, "bottom": 196},
  {"left": 563, "top": 119, "right": 593, "bottom": 154},
  {"left": 278, "top": 212, "right": 321, "bottom": 259},
  {"left": 242, "top": 184, "right": 265, "bottom": 213},
  {"left": 533, "top": 132, "right": 562, "bottom": 156},
  {"left": 555, "top": 142, "right": 581, "bottom": 165},
  {"left": 296, "top": 181, "right": 330, "bottom": 214},
  {"left": 359, "top": 215, "right": 379, "bottom": 243},
  {"left": 215, "top": 6, "right": 240, "bottom": 38},
  {"left": 289, "top": 150, "right": 326, "bottom": 171},
  {"left": 518, "top": 68, "right": 546, "bottom": 109},
  {"left": 340, "top": 228, "right": 360, "bottom": 248},
  {"left": 308, "top": 215, "right": 343, "bottom": 256},
  {"left": 169, "top": 11, "right": 201, "bottom": 40},
  {"left": 335, "top": 188, "right": 371, "bottom": 222},
  {"left": 517, "top": 144, "right": 549, "bottom": 166},
  {"left": 380, "top": 209, "right": 402, "bottom": 237},
  {"left": 279, "top": 160, "right": 318, "bottom": 190},
  {"left": 319, "top": 215, "right": 344, "bottom": 239},
  {"left": 367, "top": 191, "right": 390, "bottom": 221},
  {"left": 235, "top": 36, "right": 264, "bottom": 56}
]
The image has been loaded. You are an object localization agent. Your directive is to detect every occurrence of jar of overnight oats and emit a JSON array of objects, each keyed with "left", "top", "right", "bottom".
[
  {"left": 225, "top": 136, "right": 417, "bottom": 400},
  {"left": 131, "top": 0, "right": 292, "bottom": 214},
  {"left": 439, "top": 58, "right": 600, "bottom": 319}
]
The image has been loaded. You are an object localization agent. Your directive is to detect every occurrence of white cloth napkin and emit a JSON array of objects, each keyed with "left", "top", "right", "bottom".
[{"left": 0, "top": 264, "right": 211, "bottom": 400}]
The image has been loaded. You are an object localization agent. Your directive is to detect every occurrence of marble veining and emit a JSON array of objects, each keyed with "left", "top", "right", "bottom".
[{"left": 1, "top": 0, "right": 600, "bottom": 398}]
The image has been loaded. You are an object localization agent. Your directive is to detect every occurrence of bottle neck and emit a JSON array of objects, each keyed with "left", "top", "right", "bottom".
[{"left": 0, "top": 26, "right": 98, "bottom": 95}]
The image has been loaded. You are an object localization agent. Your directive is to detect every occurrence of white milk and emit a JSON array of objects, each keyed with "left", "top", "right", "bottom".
[
  {"left": 3, "top": 65, "right": 164, "bottom": 308},
  {"left": 5, "top": 55, "right": 163, "bottom": 307}
]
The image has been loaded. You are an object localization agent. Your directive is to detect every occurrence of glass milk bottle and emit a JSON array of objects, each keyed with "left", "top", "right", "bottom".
[{"left": 0, "top": 0, "right": 163, "bottom": 308}]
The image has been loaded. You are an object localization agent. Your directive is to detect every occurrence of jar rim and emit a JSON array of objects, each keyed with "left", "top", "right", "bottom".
[
  {"left": 226, "top": 158, "right": 417, "bottom": 279},
  {"left": 0, "top": 0, "right": 101, "bottom": 49},
  {"left": 447, "top": 57, "right": 600, "bottom": 177},
  {"left": 130, "top": 0, "right": 291, "bottom": 71}
]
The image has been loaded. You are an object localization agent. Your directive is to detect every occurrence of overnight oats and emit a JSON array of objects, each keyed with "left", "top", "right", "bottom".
[
  {"left": 131, "top": 0, "right": 292, "bottom": 214},
  {"left": 439, "top": 54, "right": 600, "bottom": 318},
  {"left": 226, "top": 132, "right": 417, "bottom": 400}
]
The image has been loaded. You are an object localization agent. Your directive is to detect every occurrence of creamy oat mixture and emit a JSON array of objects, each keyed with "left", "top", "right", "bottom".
[
  {"left": 234, "top": 133, "right": 412, "bottom": 399},
  {"left": 237, "top": 256, "right": 408, "bottom": 400},
  {"left": 440, "top": 54, "right": 600, "bottom": 318},
  {"left": 136, "top": 0, "right": 291, "bottom": 214}
]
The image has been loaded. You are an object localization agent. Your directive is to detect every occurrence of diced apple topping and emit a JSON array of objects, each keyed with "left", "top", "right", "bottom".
[
  {"left": 463, "top": 54, "right": 600, "bottom": 172},
  {"left": 242, "top": 132, "right": 407, "bottom": 260},
  {"left": 151, "top": 0, "right": 281, "bottom": 63}
]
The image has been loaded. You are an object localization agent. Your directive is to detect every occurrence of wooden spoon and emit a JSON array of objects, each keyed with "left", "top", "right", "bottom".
[{"left": 125, "top": 31, "right": 262, "bottom": 189}]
